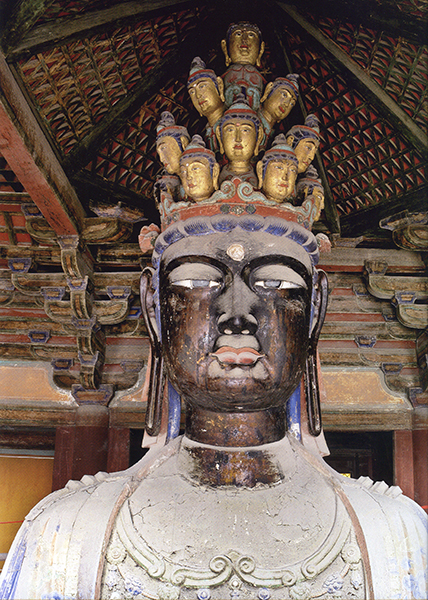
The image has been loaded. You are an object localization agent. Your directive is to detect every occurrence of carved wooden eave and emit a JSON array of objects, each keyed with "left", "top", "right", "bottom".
[{"left": 380, "top": 211, "right": 428, "bottom": 251}]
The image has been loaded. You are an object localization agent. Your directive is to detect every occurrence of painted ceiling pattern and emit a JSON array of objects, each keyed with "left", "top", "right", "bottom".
[{"left": 0, "top": 0, "right": 426, "bottom": 248}]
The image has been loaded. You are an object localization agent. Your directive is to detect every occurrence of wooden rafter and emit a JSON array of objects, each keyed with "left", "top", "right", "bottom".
[
  {"left": 7, "top": 0, "right": 202, "bottom": 58},
  {"left": 62, "top": 11, "right": 221, "bottom": 177},
  {"left": 0, "top": 51, "right": 84, "bottom": 235},
  {"left": 278, "top": 0, "right": 427, "bottom": 45},
  {"left": 277, "top": 3, "right": 428, "bottom": 159},
  {"left": 0, "top": 0, "right": 56, "bottom": 55},
  {"left": 340, "top": 185, "right": 428, "bottom": 237}
]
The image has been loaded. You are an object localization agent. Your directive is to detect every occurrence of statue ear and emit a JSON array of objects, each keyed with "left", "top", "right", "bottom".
[
  {"left": 256, "top": 41, "right": 265, "bottom": 68},
  {"left": 254, "top": 125, "right": 264, "bottom": 157},
  {"left": 140, "top": 268, "right": 164, "bottom": 436},
  {"left": 260, "top": 81, "right": 274, "bottom": 104},
  {"left": 286, "top": 134, "right": 294, "bottom": 147},
  {"left": 305, "top": 270, "right": 328, "bottom": 437},
  {"left": 141, "top": 267, "right": 160, "bottom": 353},
  {"left": 181, "top": 136, "right": 190, "bottom": 151},
  {"left": 217, "top": 76, "right": 225, "bottom": 103},
  {"left": 216, "top": 126, "right": 225, "bottom": 154},
  {"left": 212, "top": 162, "right": 220, "bottom": 190},
  {"left": 221, "top": 39, "right": 231, "bottom": 66},
  {"left": 256, "top": 160, "right": 264, "bottom": 189},
  {"left": 310, "top": 270, "right": 328, "bottom": 341}
]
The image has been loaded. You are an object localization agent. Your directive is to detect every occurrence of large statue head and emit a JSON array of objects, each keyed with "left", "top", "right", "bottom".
[
  {"left": 256, "top": 134, "right": 298, "bottom": 202},
  {"left": 141, "top": 198, "right": 328, "bottom": 444},
  {"left": 156, "top": 111, "right": 190, "bottom": 175},
  {"left": 260, "top": 75, "right": 299, "bottom": 127},
  {"left": 187, "top": 57, "right": 225, "bottom": 126},
  {"left": 179, "top": 135, "right": 220, "bottom": 202},
  {"left": 286, "top": 114, "right": 320, "bottom": 174},
  {"left": 221, "top": 22, "right": 265, "bottom": 67}
]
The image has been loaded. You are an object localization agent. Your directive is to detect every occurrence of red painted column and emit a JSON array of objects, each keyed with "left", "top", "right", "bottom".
[
  {"left": 412, "top": 429, "right": 428, "bottom": 511},
  {"left": 107, "top": 427, "right": 130, "bottom": 473},
  {"left": 52, "top": 406, "right": 109, "bottom": 491},
  {"left": 394, "top": 430, "right": 415, "bottom": 500}
]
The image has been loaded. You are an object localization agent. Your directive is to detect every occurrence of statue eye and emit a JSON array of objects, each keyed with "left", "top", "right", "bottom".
[
  {"left": 254, "top": 280, "right": 303, "bottom": 290},
  {"left": 172, "top": 280, "right": 221, "bottom": 289}
]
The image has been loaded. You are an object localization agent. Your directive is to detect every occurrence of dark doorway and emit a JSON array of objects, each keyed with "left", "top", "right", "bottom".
[{"left": 323, "top": 431, "right": 394, "bottom": 487}]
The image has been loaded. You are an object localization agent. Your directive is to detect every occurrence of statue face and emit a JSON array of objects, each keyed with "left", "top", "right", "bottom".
[
  {"left": 313, "top": 187, "right": 325, "bottom": 220},
  {"left": 180, "top": 158, "right": 214, "bottom": 202},
  {"left": 157, "top": 136, "right": 182, "bottom": 175},
  {"left": 294, "top": 139, "right": 318, "bottom": 174},
  {"left": 228, "top": 27, "right": 262, "bottom": 65},
  {"left": 222, "top": 119, "right": 258, "bottom": 163},
  {"left": 263, "top": 86, "right": 296, "bottom": 122},
  {"left": 188, "top": 78, "right": 223, "bottom": 118},
  {"left": 158, "top": 229, "right": 313, "bottom": 413},
  {"left": 262, "top": 159, "right": 298, "bottom": 203}
]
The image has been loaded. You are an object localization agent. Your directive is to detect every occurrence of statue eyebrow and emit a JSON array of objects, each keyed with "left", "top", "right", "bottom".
[{"left": 244, "top": 256, "right": 312, "bottom": 288}]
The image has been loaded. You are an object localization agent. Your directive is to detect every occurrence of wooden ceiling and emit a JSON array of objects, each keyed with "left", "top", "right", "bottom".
[
  {"left": 0, "top": 0, "right": 426, "bottom": 406},
  {"left": 0, "top": 0, "right": 426, "bottom": 245}
]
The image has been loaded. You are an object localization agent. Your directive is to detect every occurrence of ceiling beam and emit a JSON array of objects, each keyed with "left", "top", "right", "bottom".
[
  {"left": 277, "top": 3, "right": 428, "bottom": 159},
  {"left": 0, "top": 0, "right": 56, "bottom": 55},
  {"left": 7, "top": 0, "right": 201, "bottom": 58},
  {"left": 62, "top": 12, "right": 221, "bottom": 177},
  {"left": 340, "top": 185, "right": 428, "bottom": 237},
  {"left": 0, "top": 52, "right": 85, "bottom": 235},
  {"left": 280, "top": 0, "right": 427, "bottom": 45}
]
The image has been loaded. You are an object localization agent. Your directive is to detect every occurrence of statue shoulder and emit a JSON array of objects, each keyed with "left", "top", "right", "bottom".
[
  {"left": 340, "top": 475, "right": 427, "bottom": 600},
  {"left": 0, "top": 439, "right": 181, "bottom": 600}
]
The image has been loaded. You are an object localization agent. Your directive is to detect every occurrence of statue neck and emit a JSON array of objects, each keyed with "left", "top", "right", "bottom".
[
  {"left": 206, "top": 106, "right": 224, "bottom": 127},
  {"left": 185, "top": 405, "right": 286, "bottom": 447}
]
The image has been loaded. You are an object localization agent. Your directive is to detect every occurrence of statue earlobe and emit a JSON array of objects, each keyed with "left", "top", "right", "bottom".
[
  {"left": 256, "top": 160, "right": 264, "bottom": 189},
  {"left": 254, "top": 125, "right": 264, "bottom": 157},
  {"left": 256, "top": 41, "right": 265, "bottom": 68},
  {"left": 260, "top": 81, "right": 274, "bottom": 104},
  {"left": 305, "top": 270, "right": 328, "bottom": 436},
  {"left": 140, "top": 268, "right": 164, "bottom": 437},
  {"left": 212, "top": 162, "right": 220, "bottom": 190},
  {"left": 217, "top": 76, "right": 225, "bottom": 103},
  {"left": 286, "top": 134, "right": 294, "bottom": 147},
  {"left": 216, "top": 126, "right": 225, "bottom": 154},
  {"left": 221, "top": 39, "right": 231, "bottom": 67}
]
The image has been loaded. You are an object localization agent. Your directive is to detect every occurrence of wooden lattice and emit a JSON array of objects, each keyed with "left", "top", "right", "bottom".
[
  {"left": 286, "top": 26, "right": 427, "bottom": 217},
  {"left": 17, "top": 8, "right": 207, "bottom": 156},
  {"left": 309, "top": 16, "right": 428, "bottom": 131}
]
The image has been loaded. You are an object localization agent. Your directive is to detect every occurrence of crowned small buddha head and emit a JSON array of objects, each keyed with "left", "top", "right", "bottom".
[
  {"left": 179, "top": 135, "right": 220, "bottom": 202},
  {"left": 187, "top": 57, "right": 225, "bottom": 126},
  {"left": 260, "top": 75, "right": 299, "bottom": 126},
  {"left": 286, "top": 114, "right": 320, "bottom": 174},
  {"left": 216, "top": 97, "right": 263, "bottom": 172},
  {"left": 156, "top": 111, "right": 190, "bottom": 175},
  {"left": 221, "top": 22, "right": 265, "bottom": 67},
  {"left": 256, "top": 134, "right": 298, "bottom": 203}
]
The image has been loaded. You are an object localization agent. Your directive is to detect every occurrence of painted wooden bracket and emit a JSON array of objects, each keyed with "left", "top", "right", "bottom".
[{"left": 380, "top": 211, "right": 428, "bottom": 251}]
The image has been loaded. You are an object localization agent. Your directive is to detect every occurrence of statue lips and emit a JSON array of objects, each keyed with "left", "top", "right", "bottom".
[{"left": 212, "top": 346, "right": 264, "bottom": 366}]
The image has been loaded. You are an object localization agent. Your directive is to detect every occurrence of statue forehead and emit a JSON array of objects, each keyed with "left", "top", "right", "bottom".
[
  {"left": 160, "top": 228, "right": 313, "bottom": 273},
  {"left": 157, "top": 135, "right": 180, "bottom": 147}
]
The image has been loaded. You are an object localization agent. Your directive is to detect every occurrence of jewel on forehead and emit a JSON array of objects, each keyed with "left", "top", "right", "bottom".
[{"left": 227, "top": 243, "right": 245, "bottom": 261}]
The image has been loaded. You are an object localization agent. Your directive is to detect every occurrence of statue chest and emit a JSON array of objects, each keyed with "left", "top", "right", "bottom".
[{"left": 100, "top": 441, "right": 367, "bottom": 599}]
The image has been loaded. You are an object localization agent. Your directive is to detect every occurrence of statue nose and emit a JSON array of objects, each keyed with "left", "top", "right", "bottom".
[
  {"left": 218, "top": 314, "right": 258, "bottom": 335},
  {"left": 217, "top": 278, "right": 259, "bottom": 335}
]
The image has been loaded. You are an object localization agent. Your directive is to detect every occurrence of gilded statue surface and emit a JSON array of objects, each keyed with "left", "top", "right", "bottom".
[{"left": 0, "top": 20, "right": 427, "bottom": 600}]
